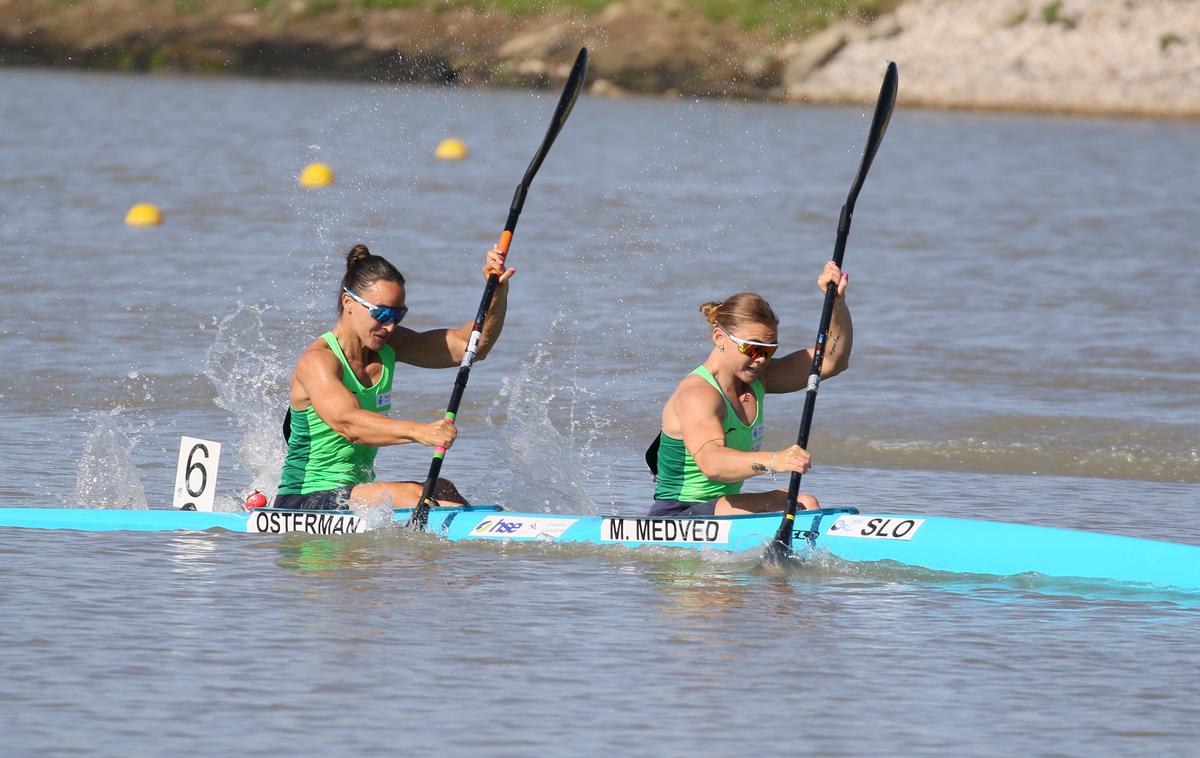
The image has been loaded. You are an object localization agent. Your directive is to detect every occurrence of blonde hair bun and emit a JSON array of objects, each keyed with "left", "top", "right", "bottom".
[{"left": 699, "top": 301, "right": 723, "bottom": 325}]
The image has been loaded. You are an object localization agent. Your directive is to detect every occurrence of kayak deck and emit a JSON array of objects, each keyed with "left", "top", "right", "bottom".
[{"left": 2, "top": 505, "right": 1198, "bottom": 593}]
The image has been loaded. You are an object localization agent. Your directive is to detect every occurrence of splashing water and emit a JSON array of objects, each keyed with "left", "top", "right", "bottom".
[
  {"left": 71, "top": 410, "right": 148, "bottom": 510},
  {"left": 485, "top": 341, "right": 609, "bottom": 516},
  {"left": 203, "top": 303, "right": 292, "bottom": 505}
]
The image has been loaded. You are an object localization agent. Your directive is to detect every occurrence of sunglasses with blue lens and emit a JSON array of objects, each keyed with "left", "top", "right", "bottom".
[{"left": 344, "top": 288, "right": 409, "bottom": 325}]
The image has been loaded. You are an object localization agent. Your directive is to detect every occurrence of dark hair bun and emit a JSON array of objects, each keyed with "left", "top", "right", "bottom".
[{"left": 346, "top": 244, "right": 371, "bottom": 270}]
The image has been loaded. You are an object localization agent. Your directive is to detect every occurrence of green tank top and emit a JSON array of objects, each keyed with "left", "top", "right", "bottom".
[
  {"left": 654, "top": 365, "right": 765, "bottom": 502},
  {"left": 277, "top": 332, "right": 394, "bottom": 495}
]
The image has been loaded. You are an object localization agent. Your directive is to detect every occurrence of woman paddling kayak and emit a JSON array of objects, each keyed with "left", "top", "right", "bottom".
[
  {"left": 274, "top": 244, "right": 514, "bottom": 510},
  {"left": 649, "top": 262, "right": 851, "bottom": 518}
]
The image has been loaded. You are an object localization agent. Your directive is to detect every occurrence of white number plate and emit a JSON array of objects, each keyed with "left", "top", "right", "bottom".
[{"left": 173, "top": 436, "right": 221, "bottom": 512}]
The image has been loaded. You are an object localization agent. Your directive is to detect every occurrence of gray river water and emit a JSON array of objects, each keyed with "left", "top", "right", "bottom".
[{"left": 1, "top": 67, "right": 1198, "bottom": 755}]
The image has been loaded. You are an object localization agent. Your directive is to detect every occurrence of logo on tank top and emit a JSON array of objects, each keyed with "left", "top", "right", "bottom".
[
  {"left": 752, "top": 425, "right": 764, "bottom": 451},
  {"left": 375, "top": 392, "right": 391, "bottom": 409}
]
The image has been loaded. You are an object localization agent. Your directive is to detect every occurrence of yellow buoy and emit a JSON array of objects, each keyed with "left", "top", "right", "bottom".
[
  {"left": 434, "top": 138, "right": 469, "bottom": 161},
  {"left": 299, "top": 162, "right": 335, "bottom": 188},
  {"left": 125, "top": 203, "right": 163, "bottom": 227}
]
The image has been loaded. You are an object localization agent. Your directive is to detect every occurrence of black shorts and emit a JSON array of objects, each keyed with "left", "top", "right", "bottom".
[
  {"left": 648, "top": 498, "right": 720, "bottom": 518},
  {"left": 272, "top": 486, "right": 354, "bottom": 511}
]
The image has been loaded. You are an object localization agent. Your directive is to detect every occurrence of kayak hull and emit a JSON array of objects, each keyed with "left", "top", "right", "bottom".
[{"left": 2, "top": 505, "right": 1198, "bottom": 592}]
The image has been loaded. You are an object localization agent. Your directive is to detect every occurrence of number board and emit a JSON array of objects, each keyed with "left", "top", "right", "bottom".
[{"left": 173, "top": 436, "right": 222, "bottom": 512}]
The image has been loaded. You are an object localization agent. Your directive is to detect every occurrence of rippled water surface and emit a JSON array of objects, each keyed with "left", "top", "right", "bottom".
[{"left": 1, "top": 68, "right": 1198, "bottom": 755}]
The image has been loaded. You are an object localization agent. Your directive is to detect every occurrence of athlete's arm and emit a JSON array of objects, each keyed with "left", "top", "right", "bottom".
[
  {"left": 389, "top": 246, "right": 514, "bottom": 368},
  {"left": 672, "top": 380, "right": 808, "bottom": 482},
  {"left": 764, "top": 261, "right": 853, "bottom": 394},
  {"left": 294, "top": 347, "right": 455, "bottom": 448}
]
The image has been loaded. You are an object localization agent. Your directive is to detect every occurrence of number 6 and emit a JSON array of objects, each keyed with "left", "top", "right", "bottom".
[{"left": 173, "top": 436, "right": 222, "bottom": 512}]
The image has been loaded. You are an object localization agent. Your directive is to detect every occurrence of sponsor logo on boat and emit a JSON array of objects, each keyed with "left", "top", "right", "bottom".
[
  {"left": 827, "top": 515, "right": 924, "bottom": 541},
  {"left": 246, "top": 510, "right": 367, "bottom": 535},
  {"left": 469, "top": 516, "right": 576, "bottom": 540},
  {"left": 600, "top": 517, "right": 730, "bottom": 544}
]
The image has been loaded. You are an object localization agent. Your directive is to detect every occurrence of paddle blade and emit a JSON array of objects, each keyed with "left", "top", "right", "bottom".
[
  {"left": 761, "top": 538, "right": 793, "bottom": 567},
  {"left": 520, "top": 47, "right": 589, "bottom": 187},
  {"left": 554, "top": 47, "right": 589, "bottom": 130},
  {"left": 846, "top": 61, "right": 899, "bottom": 211}
]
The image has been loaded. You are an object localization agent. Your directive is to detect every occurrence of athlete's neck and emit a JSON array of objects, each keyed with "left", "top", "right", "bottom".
[
  {"left": 703, "top": 356, "right": 748, "bottom": 399},
  {"left": 331, "top": 323, "right": 374, "bottom": 366}
]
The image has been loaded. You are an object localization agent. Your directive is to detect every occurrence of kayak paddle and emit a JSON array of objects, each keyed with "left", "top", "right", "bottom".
[
  {"left": 763, "top": 61, "right": 898, "bottom": 565},
  {"left": 408, "top": 47, "right": 589, "bottom": 531}
]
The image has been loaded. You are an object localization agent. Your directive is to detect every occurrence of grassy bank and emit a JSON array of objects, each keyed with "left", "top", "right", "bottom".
[
  {"left": 7, "top": 0, "right": 904, "bottom": 99},
  {"left": 117, "top": 0, "right": 900, "bottom": 36}
]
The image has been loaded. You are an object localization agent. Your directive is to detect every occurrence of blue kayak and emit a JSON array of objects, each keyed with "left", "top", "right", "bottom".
[{"left": 2, "top": 504, "right": 1198, "bottom": 593}]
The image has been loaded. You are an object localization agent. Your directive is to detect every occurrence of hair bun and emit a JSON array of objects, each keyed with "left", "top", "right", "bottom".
[
  {"left": 699, "top": 301, "right": 723, "bottom": 325},
  {"left": 346, "top": 244, "right": 371, "bottom": 270},
  {"left": 699, "top": 293, "right": 777, "bottom": 331}
]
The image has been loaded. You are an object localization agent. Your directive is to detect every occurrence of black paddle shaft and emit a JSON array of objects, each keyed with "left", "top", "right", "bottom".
[
  {"left": 765, "top": 62, "right": 898, "bottom": 563},
  {"left": 409, "top": 48, "right": 589, "bottom": 531}
]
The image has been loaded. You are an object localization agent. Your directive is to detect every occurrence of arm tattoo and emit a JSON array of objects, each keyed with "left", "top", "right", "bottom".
[{"left": 750, "top": 463, "right": 768, "bottom": 473}]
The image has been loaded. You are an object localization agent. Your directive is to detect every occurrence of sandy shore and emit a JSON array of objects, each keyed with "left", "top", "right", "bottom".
[{"left": 787, "top": 0, "right": 1200, "bottom": 119}]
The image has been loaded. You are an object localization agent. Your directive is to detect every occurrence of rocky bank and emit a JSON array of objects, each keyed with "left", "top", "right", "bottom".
[{"left": 788, "top": 0, "right": 1200, "bottom": 119}]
